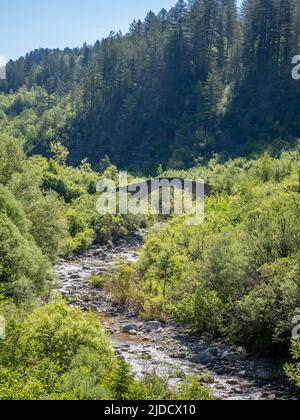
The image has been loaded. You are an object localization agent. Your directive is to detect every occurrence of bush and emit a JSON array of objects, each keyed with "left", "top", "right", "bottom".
[
  {"left": 0, "top": 135, "right": 24, "bottom": 185},
  {"left": 87, "top": 273, "right": 111, "bottom": 289},
  {"left": 0, "top": 188, "right": 52, "bottom": 302},
  {"left": 140, "top": 295, "right": 167, "bottom": 322},
  {"left": 193, "top": 288, "right": 223, "bottom": 333},
  {"left": 18, "top": 300, "right": 114, "bottom": 371},
  {"left": 107, "top": 262, "right": 137, "bottom": 306},
  {"left": 284, "top": 341, "right": 300, "bottom": 388},
  {"left": 7, "top": 164, "right": 69, "bottom": 261},
  {"left": 175, "top": 376, "right": 214, "bottom": 400},
  {"left": 132, "top": 375, "right": 213, "bottom": 400},
  {"left": 0, "top": 300, "right": 116, "bottom": 400},
  {"left": 228, "top": 259, "right": 300, "bottom": 350}
]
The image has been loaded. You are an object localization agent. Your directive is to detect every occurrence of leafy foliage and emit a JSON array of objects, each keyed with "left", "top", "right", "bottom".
[{"left": 284, "top": 341, "right": 300, "bottom": 388}]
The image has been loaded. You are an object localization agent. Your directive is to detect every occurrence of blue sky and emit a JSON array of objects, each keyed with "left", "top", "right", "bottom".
[{"left": 0, "top": 0, "right": 243, "bottom": 61}]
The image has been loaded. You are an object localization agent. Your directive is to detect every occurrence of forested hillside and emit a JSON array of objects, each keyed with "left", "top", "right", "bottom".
[{"left": 1, "top": 0, "right": 300, "bottom": 171}]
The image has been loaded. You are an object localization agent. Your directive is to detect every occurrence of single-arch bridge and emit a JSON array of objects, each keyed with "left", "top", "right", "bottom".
[{"left": 116, "top": 177, "right": 211, "bottom": 200}]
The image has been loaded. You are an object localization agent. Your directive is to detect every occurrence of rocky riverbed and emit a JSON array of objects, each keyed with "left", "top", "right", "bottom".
[{"left": 56, "top": 232, "right": 299, "bottom": 401}]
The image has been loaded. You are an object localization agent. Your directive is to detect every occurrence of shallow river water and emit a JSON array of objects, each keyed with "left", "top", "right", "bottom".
[{"left": 56, "top": 232, "right": 299, "bottom": 401}]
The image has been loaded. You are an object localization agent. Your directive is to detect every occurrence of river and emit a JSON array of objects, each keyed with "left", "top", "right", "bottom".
[{"left": 56, "top": 232, "right": 299, "bottom": 401}]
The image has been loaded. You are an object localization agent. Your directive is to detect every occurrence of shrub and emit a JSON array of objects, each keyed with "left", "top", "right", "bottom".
[
  {"left": 0, "top": 300, "right": 116, "bottom": 400},
  {"left": 87, "top": 273, "right": 111, "bottom": 289},
  {"left": 193, "top": 288, "right": 223, "bottom": 333},
  {"left": 107, "top": 262, "right": 137, "bottom": 306},
  {"left": 0, "top": 188, "right": 52, "bottom": 302},
  {"left": 0, "top": 135, "right": 24, "bottom": 185},
  {"left": 228, "top": 259, "right": 300, "bottom": 350},
  {"left": 284, "top": 341, "right": 300, "bottom": 388}
]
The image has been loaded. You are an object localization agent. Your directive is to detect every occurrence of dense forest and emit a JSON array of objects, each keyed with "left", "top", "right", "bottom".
[
  {"left": 1, "top": 0, "right": 300, "bottom": 172},
  {"left": 1, "top": 0, "right": 300, "bottom": 400}
]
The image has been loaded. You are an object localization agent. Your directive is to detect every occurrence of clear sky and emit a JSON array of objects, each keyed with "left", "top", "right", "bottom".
[{"left": 0, "top": 0, "right": 243, "bottom": 61}]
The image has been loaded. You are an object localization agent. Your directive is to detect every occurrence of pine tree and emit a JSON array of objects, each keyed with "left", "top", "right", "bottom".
[{"left": 111, "top": 359, "right": 134, "bottom": 400}]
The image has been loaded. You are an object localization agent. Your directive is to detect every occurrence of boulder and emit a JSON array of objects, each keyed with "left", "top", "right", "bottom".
[
  {"left": 144, "top": 321, "right": 162, "bottom": 332},
  {"left": 70, "top": 274, "right": 81, "bottom": 280},
  {"left": 226, "top": 379, "right": 240, "bottom": 386},
  {"left": 221, "top": 347, "right": 247, "bottom": 362},
  {"left": 260, "top": 392, "right": 276, "bottom": 400},
  {"left": 199, "top": 334, "right": 214, "bottom": 345},
  {"left": 122, "top": 324, "right": 139, "bottom": 334},
  {"left": 256, "top": 368, "right": 275, "bottom": 381},
  {"left": 170, "top": 352, "right": 187, "bottom": 359},
  {"left": 189, "top": 349, "right": 215, "bottom": 364},
  {"left": 238, "top": 370, "right": 247, "bottom": 377}
]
